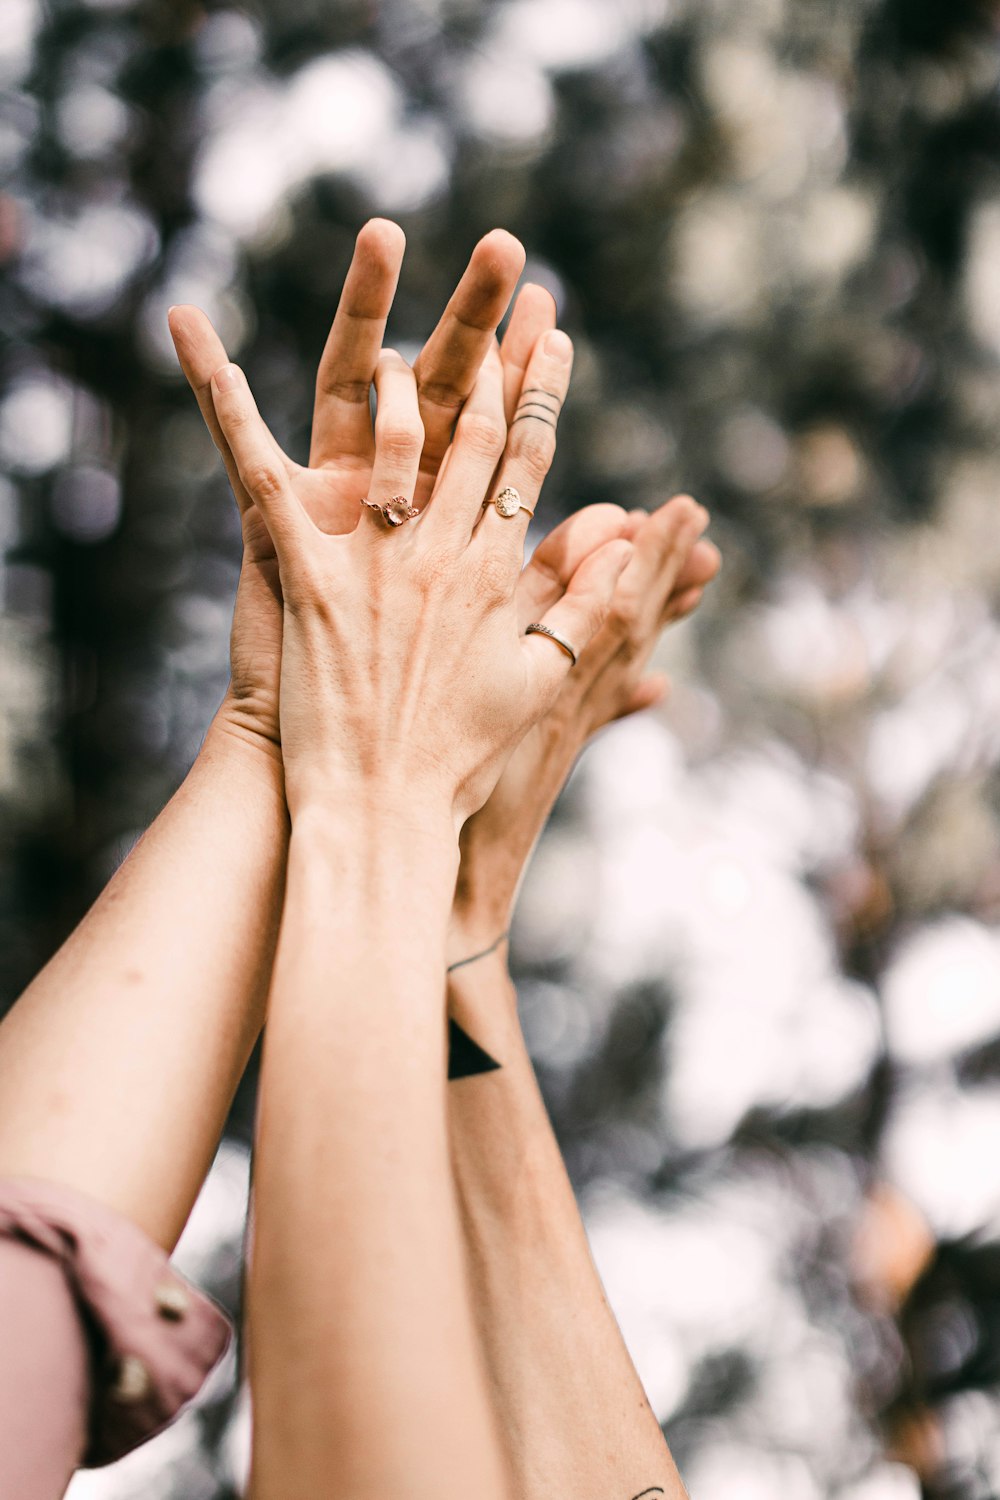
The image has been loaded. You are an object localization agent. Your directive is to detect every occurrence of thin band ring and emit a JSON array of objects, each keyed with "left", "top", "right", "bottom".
[
  {"left": 360, "top": 494, "right": 419, "bottom": 527},
  {"left": 484, "top": 485, "right": 535, "bottom": 520},
  {"left": 525, "top": 621, "right": 577, "bottom": 666}
]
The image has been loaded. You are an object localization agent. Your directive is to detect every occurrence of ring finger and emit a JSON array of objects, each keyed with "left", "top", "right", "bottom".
[
  {"left": 476, "top": 327, "right": 573, "bottom": 550},
  {"left": 361, "top": 351, "right": 424, "bottom": 530}
]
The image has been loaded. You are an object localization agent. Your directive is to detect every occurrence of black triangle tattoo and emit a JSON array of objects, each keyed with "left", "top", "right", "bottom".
[{"left": 447, "top": 1018, "right": 502, "bottom": 1079}]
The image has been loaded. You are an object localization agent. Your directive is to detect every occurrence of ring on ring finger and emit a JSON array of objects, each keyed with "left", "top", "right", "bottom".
[{"left": 483, "top": 485, "right": 535, "bottom": 520}]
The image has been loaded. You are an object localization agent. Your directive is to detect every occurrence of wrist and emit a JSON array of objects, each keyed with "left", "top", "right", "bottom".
[
  {"left": 210, "top": 692, "right": 283, "bottom": 763},
  {"left": 290, "top": 791, "right": 460, "bottom": 889},
  {"left": 289, "top": 764, "right": 458, "bottom": 836},
  {"left": 448, "top": 902, "right": 514, "bottom": 964},
  {"left": 200, "top": 704, "right": 287, "bottom": 800}
]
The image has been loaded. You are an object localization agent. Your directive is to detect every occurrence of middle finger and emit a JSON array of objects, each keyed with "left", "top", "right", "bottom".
[
  {"left": 309, "top": 218, "right": 406, "bottom": 468},
  {"left": 411, "top": 229, "right": 525, "bottom": 503}
]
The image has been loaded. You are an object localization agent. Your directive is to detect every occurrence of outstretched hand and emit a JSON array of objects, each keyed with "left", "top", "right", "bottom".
[
  {"left": 452, "top": 493, "right": 720, "bottom": 954},
  {"left": 205, "top": 312, "right": 635, "bottom": 826},
  {"left": 169, "top": 218, "right": 528, "bottom": 751}
]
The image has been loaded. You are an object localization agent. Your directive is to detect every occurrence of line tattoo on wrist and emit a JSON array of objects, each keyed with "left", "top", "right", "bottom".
[
  {"left": 631, "top": 1488, "right": 665, "bottom": 1499},
  {"left": 446, "top": 930, "right": 511, "bottom": 973},
  {"left": 445, "top": 933, "right": 510, "bottom": 1081}
]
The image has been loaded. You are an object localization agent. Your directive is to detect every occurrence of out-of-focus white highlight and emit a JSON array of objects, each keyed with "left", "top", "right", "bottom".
[
  {"left": 194, "top": 53, "right": 450, "bottom": 237},
  {"left": 883, "top": 1085, "right": 1000, "bottom": 1238},
  {"left": 0, "top": 379, "right": 74, "bottom": 474},
  {"left": 883, "top": 918, "right": 1000, "bottom": 1065},
  {"left": 490, "top": 0, "right": 668, "bottom": 72},
  {"left": 21, "top": 201, "right": 158, "bottom": 317}
]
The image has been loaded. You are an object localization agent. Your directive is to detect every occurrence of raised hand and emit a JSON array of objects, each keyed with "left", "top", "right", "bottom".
[
  {"left": 207, "top": 322, "right": 633, "bottom": 826},
  {"left": 168, "top": 219, "right": 526, "bottom": 750},
  {"left": 452, "top": 492, "right": 720, "bottom": 954}
]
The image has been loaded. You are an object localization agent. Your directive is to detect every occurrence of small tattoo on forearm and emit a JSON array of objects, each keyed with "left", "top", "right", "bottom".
[
  {"left": 447, "top": 1018, "right": 502, "bottom": 1079},
  {"left": 631, "top": 1489, "right": 665, "bottom": 1499}
]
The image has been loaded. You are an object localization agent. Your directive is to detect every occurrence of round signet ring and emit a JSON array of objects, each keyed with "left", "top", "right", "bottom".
[
  {"left": 361, "top": 494, "right": 420, "bottom": 527},
  {"left": 485, "top": 486, "right": 535, "bottom": 520}
]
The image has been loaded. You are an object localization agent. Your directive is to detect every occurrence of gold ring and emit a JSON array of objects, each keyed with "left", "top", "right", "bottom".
[
  {"left": 360, "top": 494, "right": 419, "bottom": 527},
  {"left": 484, "top": 486, "right": 535, "bottom": 519}
]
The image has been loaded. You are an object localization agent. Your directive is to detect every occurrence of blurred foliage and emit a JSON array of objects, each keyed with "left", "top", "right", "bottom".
[{"left": 5, "top": 0, "right": 1000, "bottom": 1496}]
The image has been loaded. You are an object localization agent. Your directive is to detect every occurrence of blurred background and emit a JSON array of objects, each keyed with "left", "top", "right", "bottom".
[{"left": 3, "top": 0, "right": 1000, "bottom": 1495}]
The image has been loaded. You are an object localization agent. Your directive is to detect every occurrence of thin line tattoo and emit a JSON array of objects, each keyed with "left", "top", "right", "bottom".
[
  {"left": 520, "top": 386, "right": 563, "bottom": 407},
  {"left": 446, "top": 930, "right": 511, "bottom": 973},
  {"left": 515, "top": 400, "right": 562, "bottom": 416},
  {"left": 631, "top": 1489, "right": 665, "bottom": 1499},
  {"left": 512, "top": 412, "right": 558, "bottom": 430}
]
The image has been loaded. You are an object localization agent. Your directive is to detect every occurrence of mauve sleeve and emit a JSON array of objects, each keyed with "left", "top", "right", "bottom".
[{"left": 0, "top": 1176, "right": 233, "bottom": 1500}]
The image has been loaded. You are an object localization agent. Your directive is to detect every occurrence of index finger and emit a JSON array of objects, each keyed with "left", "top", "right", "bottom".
[{"left": 411, "top": 229, "right": 525, "bottom": 501}]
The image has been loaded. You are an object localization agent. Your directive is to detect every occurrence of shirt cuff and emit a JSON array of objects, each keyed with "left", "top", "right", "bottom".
[{"left": 0, "top": 1176, "right": 233, "bottom": 1467}]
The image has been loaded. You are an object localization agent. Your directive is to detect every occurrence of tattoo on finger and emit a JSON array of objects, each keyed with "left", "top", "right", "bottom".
[
  {"left": 511, "top": 411, "right": 559, "bottom": 430},
  {"left": 513, "top": 386, "right": 562, "bottom": 429}
]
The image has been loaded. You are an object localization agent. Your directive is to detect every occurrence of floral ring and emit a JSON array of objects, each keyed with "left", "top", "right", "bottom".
[{"left": 360, "top": 494, "right": 420, "bottom": 527}]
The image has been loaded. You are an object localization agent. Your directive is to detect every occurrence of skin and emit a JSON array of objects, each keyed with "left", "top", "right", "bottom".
[
  {"left": 0, "top": 217, "right": 719, "bottom": 1492},
  {"left": 201, "top": 235, "right": 717, "bottom": 1494},
  {"left": 168, "top": 222, "right": 716, "bottom": 760},
  {"left": 448, "top": 501, "right": 713, "bottom": 1500},
  {"left": 207, "top": 284, "right": 636, "bottom": 1497}
]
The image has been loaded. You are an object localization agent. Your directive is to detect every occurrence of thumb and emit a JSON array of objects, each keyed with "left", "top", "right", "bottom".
[
  {"left": 608, "top": 672, "right": 671, "bottom": 725},
  {"left": 167, "top": 305, "right": 252, "bottom": 516},
  {"left": 523, "top": 539, "right": 632, "bottom": 706}
]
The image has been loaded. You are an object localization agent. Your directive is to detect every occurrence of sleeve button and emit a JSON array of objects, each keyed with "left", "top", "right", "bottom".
[
  {"left": 154, "top": 1280, "right": 190, "bottom": 1321},
  {"left": 109, "top": 1354, "right": 152, "bottom": 1404}
]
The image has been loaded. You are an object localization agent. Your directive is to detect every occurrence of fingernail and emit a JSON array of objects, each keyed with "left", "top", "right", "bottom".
[
  {"left": 213, "top": 363, "right": 241, "bottom": 392},
  {"left": 543, "top": 329, "right": 573, "bottom": 363}
]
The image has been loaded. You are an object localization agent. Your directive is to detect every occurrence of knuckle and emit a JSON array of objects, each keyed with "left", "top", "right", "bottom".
[
  {"left": 608, "top": 590, "right": 640, "bottom": 637},
  {"left": 224, "top": 400, "right": 252, "bottom": 434},
  {"left": 376, "top": 421, "right": 424, "bottom": 464},
  {"left": 458, "top": 411, "right": 506, "bottom": 460},
  {"left": 323, "top": 375, "right": 372, "bottom": 405},
  {"left": 512, "top": 422, "right": 555, "bottom": 482},
  {"left": 242, "top": 459, "right": 284, "bottom": 502},
  {"left": 415, "top": 376, "right": 464, "bottom": 414}
]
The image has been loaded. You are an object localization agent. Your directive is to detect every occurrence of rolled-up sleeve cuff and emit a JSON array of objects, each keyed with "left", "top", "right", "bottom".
[{"left": 0, "top": 1176, "right": 232, "bottom": 1466}]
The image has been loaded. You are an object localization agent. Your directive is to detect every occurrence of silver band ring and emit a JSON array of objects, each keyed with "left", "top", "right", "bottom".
[
  {"left": 360, "top": 494, "right": 420, "bottom": 527},
  {"left": 484, "top": 485, "right": 535, "bottom": 520},
  {"left": 525, "top": 621, "right": 577, "bottom": 666}
]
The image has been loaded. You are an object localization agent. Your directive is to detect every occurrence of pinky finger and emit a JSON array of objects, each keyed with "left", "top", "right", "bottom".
[
  {"left": 523, "top": 539, "right": 633, "bottom": 704},
  {"left": 211, "top": 365, "right": 305, "bottom": 560}
]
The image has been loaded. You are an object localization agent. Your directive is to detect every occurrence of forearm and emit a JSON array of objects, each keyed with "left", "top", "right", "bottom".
[
  {"left": 248, "top": 800, "right": 510, "bottom": 1500},
  {"left": 448, "top": 955, "right": 686, "bottom": 1500},
  {"left": 0, "top": 704, "right": 288, "bottom": 1249}
]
